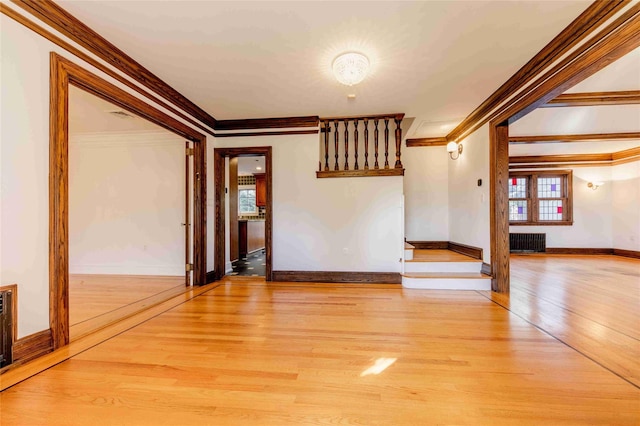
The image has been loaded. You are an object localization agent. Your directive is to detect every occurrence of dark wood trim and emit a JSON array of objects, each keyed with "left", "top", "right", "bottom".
[
  {"left": 542, "top": 90, "right": 640, "bottom": 107},
  {"left": 612, "top": 146, "right": 640, "bottom": 161},
  {"left": 316, "top": 169, "right": 404, "bottom": 179},
  {"left": 215, "top": 130, "right": 319, "bottom": 138},
  {"left": 510, "top": 153, "right": 613, "bottom": 164},
  {"left": 509, "top": 132, "right": 640, "bottom": 144},
  {"left": 490, "top": 123, "right": 510, "bottom": 293},
  {"left": 447, "top": 1, "right": 628, "bottom": 142},
  {"left": 0, "top": 4, "right": 216, "bottom": 139},
  {"left": 12, "top": 0, "right": 217, "bottom": 130},
  {"left": 545, "top": 248, "right": 613, "bottom": 255},
  {"left": 405, "top": 137, "right": 448, "bottom": 147},
  {"left": 406, "top": 241, "right": 448, "bottom": 250},
  {"left": 11, "top": 329, "right": 53, "bottom": 365},
  {"left": 496, "top": 5, "right": 640, "bottom": 126},
  {"left": 320, "top": 113, "right": 405, "bottom": 122},
  {"left": 50, "top": 53, "right": 206, "bottom": 350},
  {"left": 206, "top": 271, "right": 217, "bottom": 284},
  {"left": 509, "top": 163, "right": 613, "bottom": 169},
  {"left": 481, "top": 263, "right": 492, "bottom": 276},
  {"left": 448, "top": 242, "right": 483, "bottom": 260},
  {"left": 0, "top": 284, "right": 18, "bottom": 350},
  {"left": 215, "top": 147, "right": 273, "bottom": 281},
  {"left": 613, "top": 249, "right": 640, "bottom": 259},
  {"left": 272, "top": 271, "right": 402, "bottom": 284},
  {"left": 216, "top": 116, "right": 319, "bottom": 131}
]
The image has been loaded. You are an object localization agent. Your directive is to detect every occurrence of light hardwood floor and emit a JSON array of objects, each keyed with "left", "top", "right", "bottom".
[{"left": 2, "top": 257, "right": 639, "bottom": 425}]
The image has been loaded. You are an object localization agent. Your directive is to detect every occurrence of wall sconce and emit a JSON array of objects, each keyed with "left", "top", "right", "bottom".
[
  {"left": 587, "top": 181, "right": 604, "bottom": 190},
  {"left": 446, "top": 141, "right": 463, "bottom": 160}
]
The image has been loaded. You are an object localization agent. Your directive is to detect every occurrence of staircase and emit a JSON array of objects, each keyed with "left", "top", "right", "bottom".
[{"left": 402, "top": 244, "right": 491, "bottom": 290}]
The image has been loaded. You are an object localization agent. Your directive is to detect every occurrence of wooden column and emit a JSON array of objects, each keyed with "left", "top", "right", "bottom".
[{"left": 490, "top": 122, "right": 510, "bottom": 293}]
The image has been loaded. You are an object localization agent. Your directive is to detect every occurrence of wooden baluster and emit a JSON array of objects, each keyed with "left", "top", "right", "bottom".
[
  {"left": 384, "top": 118, "right": 390, "bottom": 169},
  {"left": 344, "top": 119, "right": 349, "bottom": 171},
  {"left": 394, "top": 117, "right": 403, "bottom": 169},
  {"left": 353, "top": 118, "right": 359, "bottom": 170},
  {"left": 334, "top": 120, "right": 339, "bottom": 171},
  {"left": 363, "top": 118, "right": 369, "bottom": 170},
  {"left": 323, "top": 120, "right": 330, "bottom": 171},
  {"left": 374, "top": 119, "right": 380, "bottom": 169}
]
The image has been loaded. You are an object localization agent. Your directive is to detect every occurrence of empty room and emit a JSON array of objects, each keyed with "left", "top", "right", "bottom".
[{"left": 1, "top": 1, "right": 638, "bottom": 424}]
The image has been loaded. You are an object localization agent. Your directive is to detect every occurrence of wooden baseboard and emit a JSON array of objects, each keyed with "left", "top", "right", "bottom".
[
  {"left": 12, "top": 329, "right": 53, "bottom": 365},
  {"left": 272, "top": 271, "right": 402, "bottom": 284},
  {"left": 448, "top": 242, "right": 483, "bottom": 260},
  {"left": 206, "top": 270, "right": 216, "bottom": 284},
  {"left": 406, "top": 241, "right": 483, "bottom": 260},
  {"left": 613, "top": 249, "right": 640, "bottom": 259},
  {"left": 406, "top": 241, "right": 448, "bottom": 250},
  {"left": 545, "top": 248, "right": 613, "bottom": 255}
]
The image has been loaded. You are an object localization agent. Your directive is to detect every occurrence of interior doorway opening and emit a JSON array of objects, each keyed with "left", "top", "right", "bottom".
[{"left": 214, "top": 147, "right": 273, "bottom": 281}]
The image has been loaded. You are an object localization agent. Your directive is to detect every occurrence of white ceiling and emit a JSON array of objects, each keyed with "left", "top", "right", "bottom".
[
  {"left": 237, "top": 156, "right": 265, "bottom": 176},
  {"left": 59, "top": 0, "right": 591, "bottom": 137},
  {"left": 69, "top": 85, "right": 165, "bottom": 134}
]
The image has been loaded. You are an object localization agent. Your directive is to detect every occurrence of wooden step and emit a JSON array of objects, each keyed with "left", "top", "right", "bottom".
[
  {"left": 402, "top": 272, "right": 491, "bottom": 290},
  {"left": 404, "top": 242, "right": 415, "bottom": 261}
]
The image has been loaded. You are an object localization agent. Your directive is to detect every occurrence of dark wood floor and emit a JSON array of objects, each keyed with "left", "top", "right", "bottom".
[{"left": 1, "top": 255, "right": 638, "bottom": 425}]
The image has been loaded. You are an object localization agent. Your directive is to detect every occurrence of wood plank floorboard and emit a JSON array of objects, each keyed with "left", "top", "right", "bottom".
[
  {"left": 70, "top": 274, "right": 185, "bottom": 325},
  {"left": 407, "top": 249, "right": 478, "bottom": 262},
  {"left": 2, "top": 275, "right": 638, "bottom": 425},
  {"left": 480, "top": 254, "right": 640, "bottom": 388}
]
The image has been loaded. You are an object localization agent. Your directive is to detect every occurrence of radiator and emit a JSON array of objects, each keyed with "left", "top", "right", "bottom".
[
  {"left": 510, "top": 233, "right": 546, "bottom": 253},
  {"left": 0, "top": 291, "right": 13, "bottom": 368}
]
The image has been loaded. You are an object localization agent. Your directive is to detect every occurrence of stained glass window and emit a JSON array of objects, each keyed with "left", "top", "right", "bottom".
[
  {"left": 509, "top": 171, "right": 572, "bottom": 225},
  {"left": 539, "top": 200, "right": 563, "bottom": 221},
  {"left": 509, "top": 200, "right": 528, "bottom": 221},
  {"left": 508, "top": 177, "right": 527, "bottom": 199},
  {"left": 538, "top": 177, "right": 562, "bottom": 198}
]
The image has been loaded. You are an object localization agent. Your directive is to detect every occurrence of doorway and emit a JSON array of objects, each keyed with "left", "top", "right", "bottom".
[
  {"left": 49, "top": 53, "right": 207, "bottom": 349},
  {"left": 214, "top": 147, "right": 273, "bottom": 281}
]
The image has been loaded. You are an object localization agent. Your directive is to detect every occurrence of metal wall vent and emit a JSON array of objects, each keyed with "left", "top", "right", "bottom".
[{"left": 108, "top": 110, "right": 135, "bottom": 119}]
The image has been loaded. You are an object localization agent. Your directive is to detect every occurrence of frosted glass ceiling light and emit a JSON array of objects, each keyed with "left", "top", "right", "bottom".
[
  {"left": 332, "top": 52, "right": 370, "bottom": 86},
  {"left": 447, "top": 141, "right": 463, "bottom": 160}
]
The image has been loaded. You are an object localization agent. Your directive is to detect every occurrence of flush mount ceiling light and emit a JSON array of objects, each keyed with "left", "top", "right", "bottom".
[{"left": 332, "top": 52, "right": 370, "bottom": 86}]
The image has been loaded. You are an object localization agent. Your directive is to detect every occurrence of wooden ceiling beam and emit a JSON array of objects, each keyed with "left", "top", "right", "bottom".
[
  {"left": 509, "top": 132, "right": 640, "bottom": 144},
  {"left": 542, "top": 90, "right": 640, "bottom": 107}
]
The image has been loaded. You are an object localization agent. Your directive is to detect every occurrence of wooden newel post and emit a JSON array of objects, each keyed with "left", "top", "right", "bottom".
[{"left": 394, "top": 117, "right": 403, "bottom": 169}]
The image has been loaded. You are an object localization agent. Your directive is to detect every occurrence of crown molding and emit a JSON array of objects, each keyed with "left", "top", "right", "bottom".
[{"left": 542, "top": 90, "right": 640, "bottom": 107}]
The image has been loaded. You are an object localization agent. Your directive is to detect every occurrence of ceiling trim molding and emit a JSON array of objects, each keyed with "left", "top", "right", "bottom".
[
  {"left": 0, "top": 3, "right": 217, "bottom": 138},
  {"left": 320, "top": 113, "right": 405, "bottom": 122},
  {"left": 216, "top": 116, "right": 319, "bottom": 131},
  {"left": 447, "top": 0, "right": 632, "bottom": 142},
  {"left": 542, "top": 90, "right": 640, "bottom": 107},
  {"left": 509, "top": 146, "right": 640, "bottom": 167},
  {"left": 215, "top": 129, "right": 319, "bottom": 138},
  {"left": 405, "top": 137, "right": 448, "bottom": 147},
  {"left": 11, "top": 0, "right": 218, "bottom": 130},
  {"left": 509, "top": 132, "right": 640, "bottom": 144}
]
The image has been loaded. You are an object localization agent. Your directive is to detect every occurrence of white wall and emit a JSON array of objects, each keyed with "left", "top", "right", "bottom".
[
  {"left": 509, "top": 166, "right": 613, "bottom": 248},
  {"left": 612, "top": 161, "right": 640, "bottom": 251},
  {"left": 448, "top": 123, "right": 491, "bottom": 262},
  {"left": 403, "top": 145, "right": 449, "bottom": 241},
  {"left": 0, "top": 8, "right": 213, "bottom": 338},
  {"left": 69, "top": 131, "right": 185, "bottom": 275},
  {"left": 215, "top": 133, "right": 404, "bottom": 273}
]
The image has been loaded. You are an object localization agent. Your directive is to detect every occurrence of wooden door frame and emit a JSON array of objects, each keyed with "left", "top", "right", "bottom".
[
  {"left": 49, "top": 52, "right": 207, "bottom": 349},
  {"left": 488, "top": 11, "right": 640, "bottom": 292},
  {"left": 214, "top": 147, "right": 273, "bottom": 281}
]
